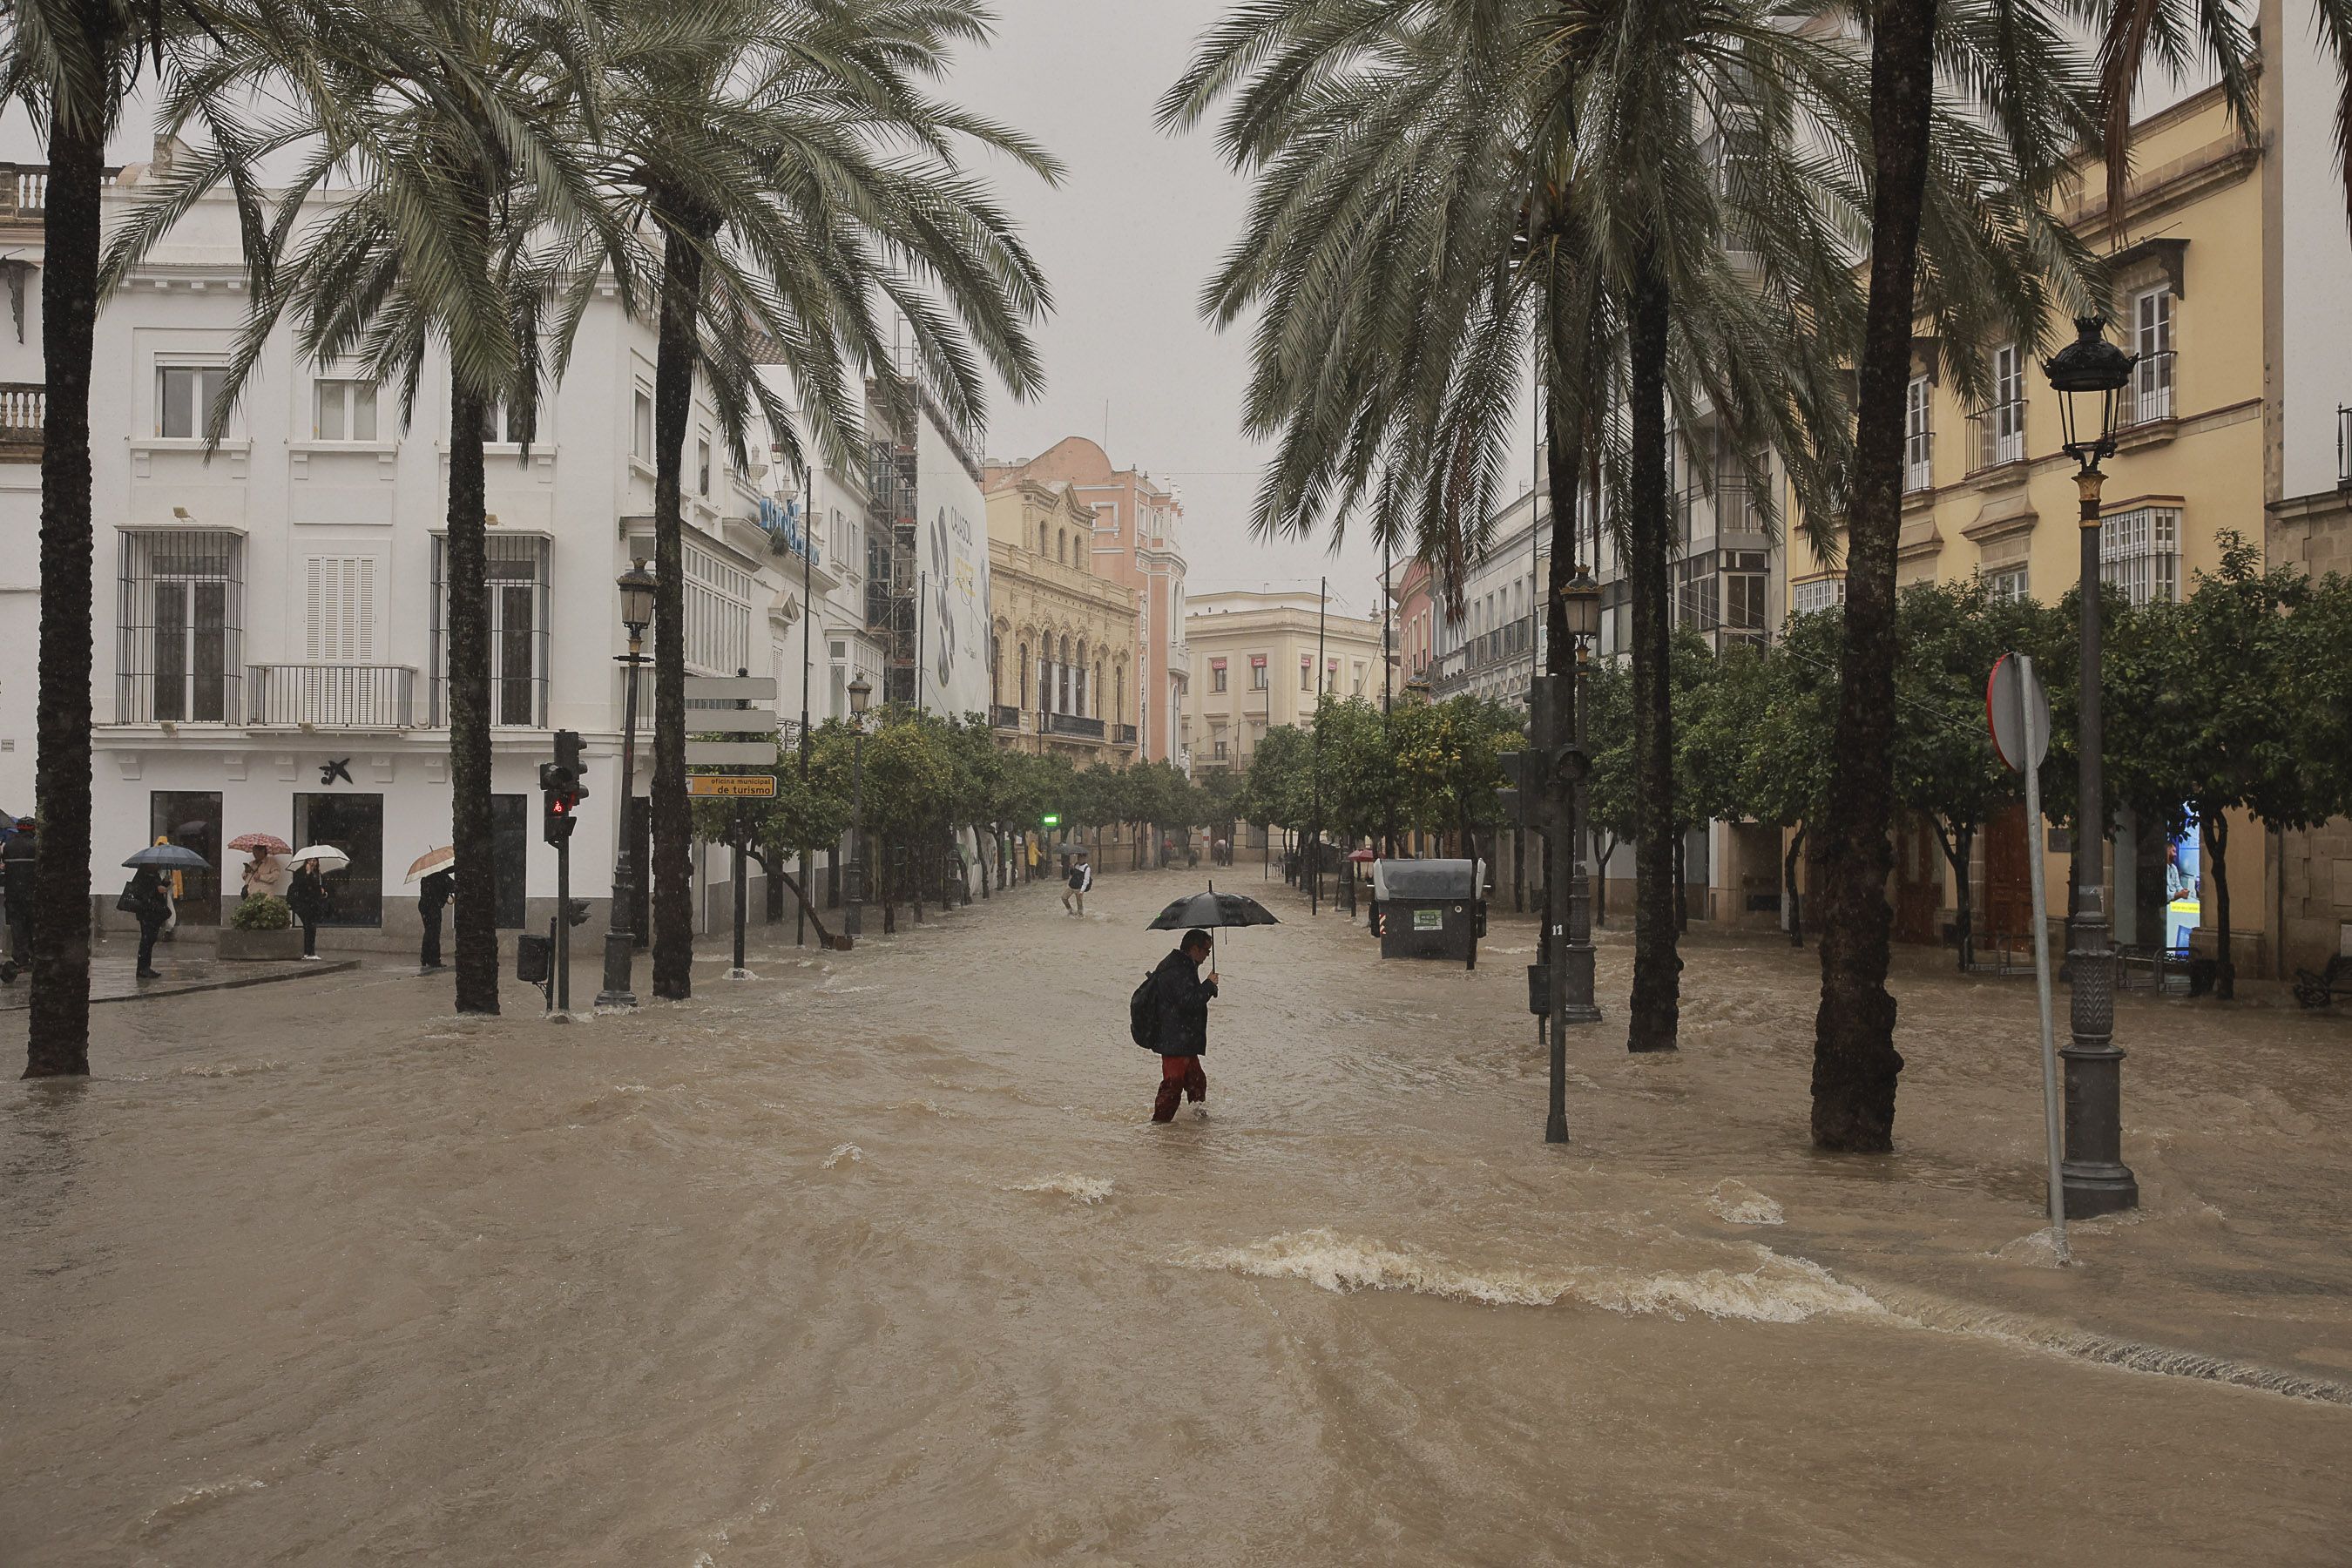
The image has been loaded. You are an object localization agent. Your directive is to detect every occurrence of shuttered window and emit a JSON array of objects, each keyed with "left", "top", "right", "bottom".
[{"left": 304, "top": 557, "right": 378, "bottom": 663}]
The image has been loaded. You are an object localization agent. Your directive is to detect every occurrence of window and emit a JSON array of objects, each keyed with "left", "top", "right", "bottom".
[
  {"left": 1903, "top": 375, "right": 1933, "bottom": 492},
  {"left": 1982, "top": 343, "right": 2026, "bottom": 468},
  {"left": 431, "top": 536, "right": 550, "bottom": 727},
  {"left": 479, "top": 398, "right": 536, "bottom": 445},
  {"left": 1212, "top": 665, "right": 1227, "bottom": 693},
  {"left": 1985, "top": 564, "right": 2030, "bottom": 604},
  {"left": 1723, "top": 551, "right": 1768, "bottom": 633},
  {"left": 2100, "top": 505, "right": 2181, "bottom": 605},
  {"left": 1249, "top": 658, "right": 1268, "bottom": 692},
  {"left": 157, "top": 364, "right": 229, "bottom": 439},
  {"left": 2133, "top": 288, "right": 2175, "bottom": 424},
  {"left": 291, "top": 792, "right": 383, "bottom": 927},
  {"left": 305, "top": 556, "right": 379, "bottom": 663},
  {"left": 696, "top": 438, "right": 712, "bottom": 497},
  {"left": 1674, "top": 556, "right": 1717, "bottom": 632},
  {"left": 314, "top": 378, "right": 380, "bottom": 442},
  {"left": 632, "top": 389, "right": 653, "bottom": 461},
  {"left": 1213, "top": 739, "right": 1228, "bottom": 760},
  {"left": 1793, "top": 575, "right": 1846, "bottom": 617},
  {"left": 1300, "top": 656, "right": 1312, "bottom": 692},
  {"left": 682, "top": 541, "right": 754, "bottom": 675},
  {"left": 117, "top": 531, "right": 241, "bottom": 723}
]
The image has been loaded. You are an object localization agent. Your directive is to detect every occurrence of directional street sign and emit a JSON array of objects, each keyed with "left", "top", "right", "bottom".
[
  {"left": 683, "top": 740, "right": 780, "bottom": 767},
  {"left": 682, "top": 676, "right": 779, "bottom": 704},
  {"left": 689, "top": 774, "right": 780, "bottom": 799}
]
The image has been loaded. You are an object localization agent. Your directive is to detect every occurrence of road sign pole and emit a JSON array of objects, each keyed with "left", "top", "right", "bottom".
[
  {"left": 730, "top": 811, "right": 749, "bottom": 977},
  {"left": 2018, "top": 655, "right": 2068, "bottom": 1260},
  {"left": 555, "top": 835, "right": 571, "bottom": 1016}
]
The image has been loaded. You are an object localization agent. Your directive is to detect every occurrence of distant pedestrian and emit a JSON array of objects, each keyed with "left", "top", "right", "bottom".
[
  {"left": 417, "top": 868, "right": 454, "bottom": 970},
  {"left": 1146, "top": 928, "right": 1219, "bottom": 1122},
  {"left": 288, "top": 858, "right": 328, "bottom": 959},
  {"left": 152, "top": 835, "right": 182, "bottom": 941},
  {"left": 125, "top": 865, "right": 171, "bottom": 979},
  {"left": 1063, "top": 852, "right": 1092, "bottom": 917},
  {"left": 3, "top": 818, "right": 35, "bottom": 973}
]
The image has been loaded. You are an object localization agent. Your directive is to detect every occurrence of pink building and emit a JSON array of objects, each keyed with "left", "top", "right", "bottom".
[{"left": 984, "top": 437, "right": 1189, "bottom": 767}]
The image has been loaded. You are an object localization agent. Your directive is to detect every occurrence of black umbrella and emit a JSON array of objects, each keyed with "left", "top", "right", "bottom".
[{"left": 1146, "top": 887, "right": 1281, "bottom": 932}]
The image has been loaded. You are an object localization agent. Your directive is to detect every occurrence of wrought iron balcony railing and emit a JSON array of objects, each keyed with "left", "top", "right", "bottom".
[{"left": 247, "top": 664, "right": 418, "bottom": 728}]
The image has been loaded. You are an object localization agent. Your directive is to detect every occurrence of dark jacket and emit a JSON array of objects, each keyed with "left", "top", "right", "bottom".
[
  {"left": 2, "top": 834, "right": 33, "bottom": 906},
  {"left": 289, "top": 866, "right": 328, "bottom": 922},
  {"left": 418, "top": 869, "right": 454, "bottom": 917},
  {"left": 127, "top": 868, "right": 171, "bottom": 926},
  {"left": 1149, "top": 946, "right": 1218, "bottom": 1058}
]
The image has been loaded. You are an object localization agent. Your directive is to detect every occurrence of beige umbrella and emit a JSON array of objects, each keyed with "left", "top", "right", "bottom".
[
  {"left": 287, "top": 844, "right": 352, "bottom": 871},
  {"left": 403, "top": 846, "right": 457, "bottom": 885}
]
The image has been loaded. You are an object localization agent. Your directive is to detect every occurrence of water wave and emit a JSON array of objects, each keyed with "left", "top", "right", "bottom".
[
  {"left": 1179, "top": 1230, "right": 1878, "bottom": 1323},
  {"left": 1009, "top": 1173, "right": 1112, "bottom": 1205},
  {"left": 1706, "top": 1179, "right": 1786, "bottom": 1227}
]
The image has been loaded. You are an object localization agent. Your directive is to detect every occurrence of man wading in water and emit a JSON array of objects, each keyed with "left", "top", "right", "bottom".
[{"left": 1144, "top": 928, "right": 1218, "bottom": 1122}]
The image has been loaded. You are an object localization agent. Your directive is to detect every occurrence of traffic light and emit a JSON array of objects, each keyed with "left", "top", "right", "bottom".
[{"left": 540, "top": 732, "right": 591, "bottom": 844}]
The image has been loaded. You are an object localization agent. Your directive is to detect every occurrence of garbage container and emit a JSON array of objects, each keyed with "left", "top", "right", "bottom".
[{"left": 1372, "top": 859, "right": 1486, "bottom": 961}]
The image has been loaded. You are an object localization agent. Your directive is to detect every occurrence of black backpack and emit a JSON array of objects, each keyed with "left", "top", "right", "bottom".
[
  {"left": 1068, "top": 865, "right": 1085, "bottom": 889},
  {"left": 1129, "top": 970, "right": 1159, "bottom": 1050}
]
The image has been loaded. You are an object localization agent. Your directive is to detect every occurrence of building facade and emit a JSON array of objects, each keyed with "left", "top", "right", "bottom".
[
  {"left": 1183, "top": 589, "right": 1383, "bottom": 776},
  {"left": 986, "top": 438, "right": 1189, "bottom": 768},
  {"left": 983, "top": 477, "right": 1139, "bottom": 765}
]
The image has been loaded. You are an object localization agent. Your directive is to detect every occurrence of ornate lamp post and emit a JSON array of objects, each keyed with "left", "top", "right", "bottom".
[
  {"left": 843, "top": 673, "right": 872, "bottom": 941},
  {"left": 1562, "top": 563, "right": 1603, "bottom": 1027},
  {"left": 2044, "top": 315, "right": 2139, "bottom": 1216},
  {"left": 596, "top": 561, "right": 657, "bottom": 1008}
]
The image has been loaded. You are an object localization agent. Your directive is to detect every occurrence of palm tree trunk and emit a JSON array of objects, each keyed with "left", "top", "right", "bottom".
[
  {"left": 1811, "top": 0, "right": 1936, "bottom": 1151},
  {"left": 447, "top": 383, "right": 500, "bottom": 1015},
  {"left": 1785, "top": 822, "right": 1807, "bottom": 946},
  {"left": 1625, "top": 250, "right": 1679, "bottom": 1053},
  {"left": 24, "top": 90, "right": 106, "bottom": 1078},
  {"left": 650, "top": 220, "right": 709, "bottom": 1001},
  {"left": 2205, "top": 810, "right": 2233, "bottom": 999}
]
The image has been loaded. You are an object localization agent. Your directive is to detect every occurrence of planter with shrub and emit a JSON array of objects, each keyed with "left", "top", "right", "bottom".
[{"left": 219, "top": 895, "right": 304, "bottom": 962}]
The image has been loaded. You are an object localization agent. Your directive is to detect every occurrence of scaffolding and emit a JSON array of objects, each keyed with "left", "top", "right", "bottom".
[{"left": 866, "top": 368, "right": 919, "bottom": 707}]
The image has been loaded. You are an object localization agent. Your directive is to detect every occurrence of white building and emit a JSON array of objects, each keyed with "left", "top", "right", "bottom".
[{"left": 54, "top": 168, "right": 901, "bottom": 951}]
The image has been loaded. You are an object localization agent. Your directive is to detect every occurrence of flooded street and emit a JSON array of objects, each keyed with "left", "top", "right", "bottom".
[{"left": 5, "top": 867, "right": 2349, "bottom": 1565}]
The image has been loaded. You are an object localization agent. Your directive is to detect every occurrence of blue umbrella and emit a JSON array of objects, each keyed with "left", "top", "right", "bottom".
[{"left": 123, "top": 844, "right": 212, "bottom": 871}]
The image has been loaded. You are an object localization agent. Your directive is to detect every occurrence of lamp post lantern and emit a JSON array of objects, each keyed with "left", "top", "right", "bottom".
[
  {"left": 844, "top": 673, "right": 872, "bottom": 940},
  {"left": 2043, "top": 314, "right": 2139, "bottom": 1217},
  {"left": 597, "top": 561, "right": 658, "bottom": 1008}
]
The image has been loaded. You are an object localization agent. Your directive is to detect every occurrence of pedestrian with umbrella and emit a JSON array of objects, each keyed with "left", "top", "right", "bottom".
[
  {"left": 406, "top": 847, "right": 456, "bottom": 972},
  {"left": 230, "top": 833, "right": 291, "bottom": 902},
  {"left": 287, "top": 844, "right": 349, "bottom": 960},
  {"left": 1, "top": 818, "right": 31, "bottom": 979},
  {"left": 120, "top": 843, "right": 208, "bottom": 980},
  {"left": 1136, "top": 886, "right": 1280, "bottom": 1123}
]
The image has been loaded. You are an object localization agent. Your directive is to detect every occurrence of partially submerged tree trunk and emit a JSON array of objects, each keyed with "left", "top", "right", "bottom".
[
  {"left": 649, "top": 216, "right": 714, "bottom": 1000},
  {"left": 1785, "top": 823, "right": 1807, "bottom": 947},
  {"left": 448, "top": 380, "right": 500, "bottom": 1015},
  {"left": 1933, "top": 819, "right": 1977, "bottom": 971},
  {"left": 25, "top": 86, "right": 106, "bottom": 1077},
  {"left": 1625, "top": 250, "right": 1680, "bottom": 1052},
  {"left": 2204, "top": 809, "right": 2234, "bottom": 999},
  {"left": 1811, "top": 0, "right": 1936, "bottom": 1151}
]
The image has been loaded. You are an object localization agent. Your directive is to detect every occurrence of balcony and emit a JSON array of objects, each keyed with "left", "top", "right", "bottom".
[
  {"left": 1115, "top": 723, "right": 1138, "bottom": 745},
  {"left": 991, "top": 703, "right": 1023, "bottom": 731},
  {"left": 0, "top": 382, "right": 42, "bottom": 462},
  {"left": 1046, "top": 713, "right": 1106, "bottom": 740},
  {"left": 2128, "top": 351, "right": 2176, "bottom": 428},
  {"left": 247, "top": 665, "right": 418, "bottom": 729}
]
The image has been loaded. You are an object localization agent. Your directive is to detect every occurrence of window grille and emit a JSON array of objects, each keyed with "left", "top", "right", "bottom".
[
  {"left": 1904, "top": 376, "right": 1934, "bottom": 491},
  {"left": 430, "top": 535, "right": 550, "bottom": 727},
  {"left": 2132, "top": 289, "right": 2175, "bottom": 425},
  {"left": 2099, "top": 505, "right": 2181, "bottom": 605},
  {"left": 1793, "top": 576, "right": 1846, "bottom": 617},
  {"left": 116, "top": 531, "right": 241, "bottom": 723}
]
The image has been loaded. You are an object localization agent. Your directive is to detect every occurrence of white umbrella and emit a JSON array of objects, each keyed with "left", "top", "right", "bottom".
[
  {"left": 287, "top": 844, "right": 352, "bottom": 870},
  {"left": 403, "top": 846, "right": 456, "bottom": 885}
]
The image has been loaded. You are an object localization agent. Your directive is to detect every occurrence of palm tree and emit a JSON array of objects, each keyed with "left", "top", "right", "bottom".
[
  {"left": 590, "top": 0, "right": 1055, "bottom": 998},
  {"left": 105, "top": 0, "right": 632, "bottom": 1017},
  {"left": 5, "top": 0, "right": 289, "bottom": 1075},
  {"left": 1166, "top": 0, "right": 1872, "bottom": 1053}
]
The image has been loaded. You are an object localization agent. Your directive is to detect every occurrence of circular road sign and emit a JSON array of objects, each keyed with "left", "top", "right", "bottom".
[{"left": 1986, "top": 652, "right": 2051, "bottom": 774}]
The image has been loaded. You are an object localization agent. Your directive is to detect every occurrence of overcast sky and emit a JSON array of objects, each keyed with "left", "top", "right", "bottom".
[{"left": 944, "top": 1, "right": 1536, "bottom": 617}]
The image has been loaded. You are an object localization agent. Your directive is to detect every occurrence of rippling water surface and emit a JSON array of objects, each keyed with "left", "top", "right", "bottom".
[{"left": 4, "top": 869, "right": 2349, "bottom": 1565}]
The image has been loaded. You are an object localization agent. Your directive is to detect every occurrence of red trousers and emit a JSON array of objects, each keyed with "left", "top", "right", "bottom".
[{"left": 1152, "top": 1055, "right": 1206, "bottom": 1122}]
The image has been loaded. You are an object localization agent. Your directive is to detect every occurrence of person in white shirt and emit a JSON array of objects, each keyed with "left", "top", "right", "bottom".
[{"left": 1063, "top": 852, "right": 1093, "bottom": 916}]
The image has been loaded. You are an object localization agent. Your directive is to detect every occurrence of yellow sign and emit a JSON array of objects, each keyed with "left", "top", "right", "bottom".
[{"left": 687, "top": 774, "right": 778, "bottom": 799}]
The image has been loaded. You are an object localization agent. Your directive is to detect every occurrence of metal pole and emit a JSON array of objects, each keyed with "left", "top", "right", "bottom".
[
  {"left": 556, "top": 833, "right": 571, "bottom": 1014},
  {"left": 798, "top": 516, "right": 812, "bottom": 949},
  {"left": 596, "top": 639, "right": 644, "bottom": 1008},
  {"left": 2018, "top": 653, "right": 2070, "bottom": 1260},
  {"left": 2064, "top": 463, "right": 2137, "bottom": 1214},
  {"left": 1565, "top": 639, "right": 1600, "bottom": 1025},
  {"left": 731, "top": 815, "right": 748, "bottom": 975},
  {"left": 845, "top": 727, "right": 866, "bottom": 939},
  {"left": 1309, "top": 576, "right": 1327, "bottom": 916}
]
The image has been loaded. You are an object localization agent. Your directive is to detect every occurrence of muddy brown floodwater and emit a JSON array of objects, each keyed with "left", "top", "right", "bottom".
[{"left": 4, "top": 868, "right": 2350, "bottom": 1565}]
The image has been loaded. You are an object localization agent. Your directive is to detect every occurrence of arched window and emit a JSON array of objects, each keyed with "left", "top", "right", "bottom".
[
  {"left": 1075, "top": 641, "right": 1089, "bottom": 716},
  {"left": 1017, "top": 641, "right": 1029, "bottom": 709},
  {"left": 1095, "top": 658, "right": 1105, "bottom": 720},
  {"left": 1040, "top": 521, "right": 1050, "bottom": 557},
  {"left": 1058, "top": 635, "right": 1072, "bottom": 714},
  {"left": 1058, "top": 531, "right": 1067, "bottom": 565},
  {"left": 990, "top": 633, "right": 1002, "bottom": 704}
]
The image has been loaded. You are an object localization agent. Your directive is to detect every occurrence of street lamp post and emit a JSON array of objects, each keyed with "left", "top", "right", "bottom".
[
  {"left": 844, "top": 673, "right": 871, "bottom": 941},
  {"left": 596, "top": 561, "right": 658, "bottom": 1009},
  {"left": 1562, "top": 564, "right": 1603, "bottom": 1027},
  {"left": 2044, "top": 314, "right": 2140, "bottom": 1217}
]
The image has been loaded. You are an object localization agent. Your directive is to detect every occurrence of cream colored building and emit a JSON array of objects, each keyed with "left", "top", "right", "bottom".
[
  {"left": 983, "top": 478, "right": 1139, "bottom": 765},
  {"left": 1184, "top": 589, "right": 1385, "bottom": 776}
]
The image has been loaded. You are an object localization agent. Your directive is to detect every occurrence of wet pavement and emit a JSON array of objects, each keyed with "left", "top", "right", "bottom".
[
  {"left": 0, "top": 945, "right": 359, "bottom": 1010},
  {"left": 3, "top": 868, "right": 2348, "bottom": 1565}
]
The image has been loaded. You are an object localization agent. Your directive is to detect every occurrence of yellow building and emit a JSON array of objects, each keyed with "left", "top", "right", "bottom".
[
  {"left": 1786, "top": 80, "right": 2267, "bottom": 962},
  {"left": 983, "top": 478, "right": 1139, "bottom": 765},
  {"left": 1184, "top": 589, "right": 1387, "bottom": 775}
]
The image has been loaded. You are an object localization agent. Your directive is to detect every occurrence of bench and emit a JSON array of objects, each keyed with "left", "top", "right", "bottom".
[{"left": 2293, "top": 954, "right": 2352, "bottom": 1010}]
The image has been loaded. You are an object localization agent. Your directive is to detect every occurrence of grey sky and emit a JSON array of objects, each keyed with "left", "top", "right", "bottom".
[{"left": 946, "top": 0, "right": 1536, "bottom": 617}]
